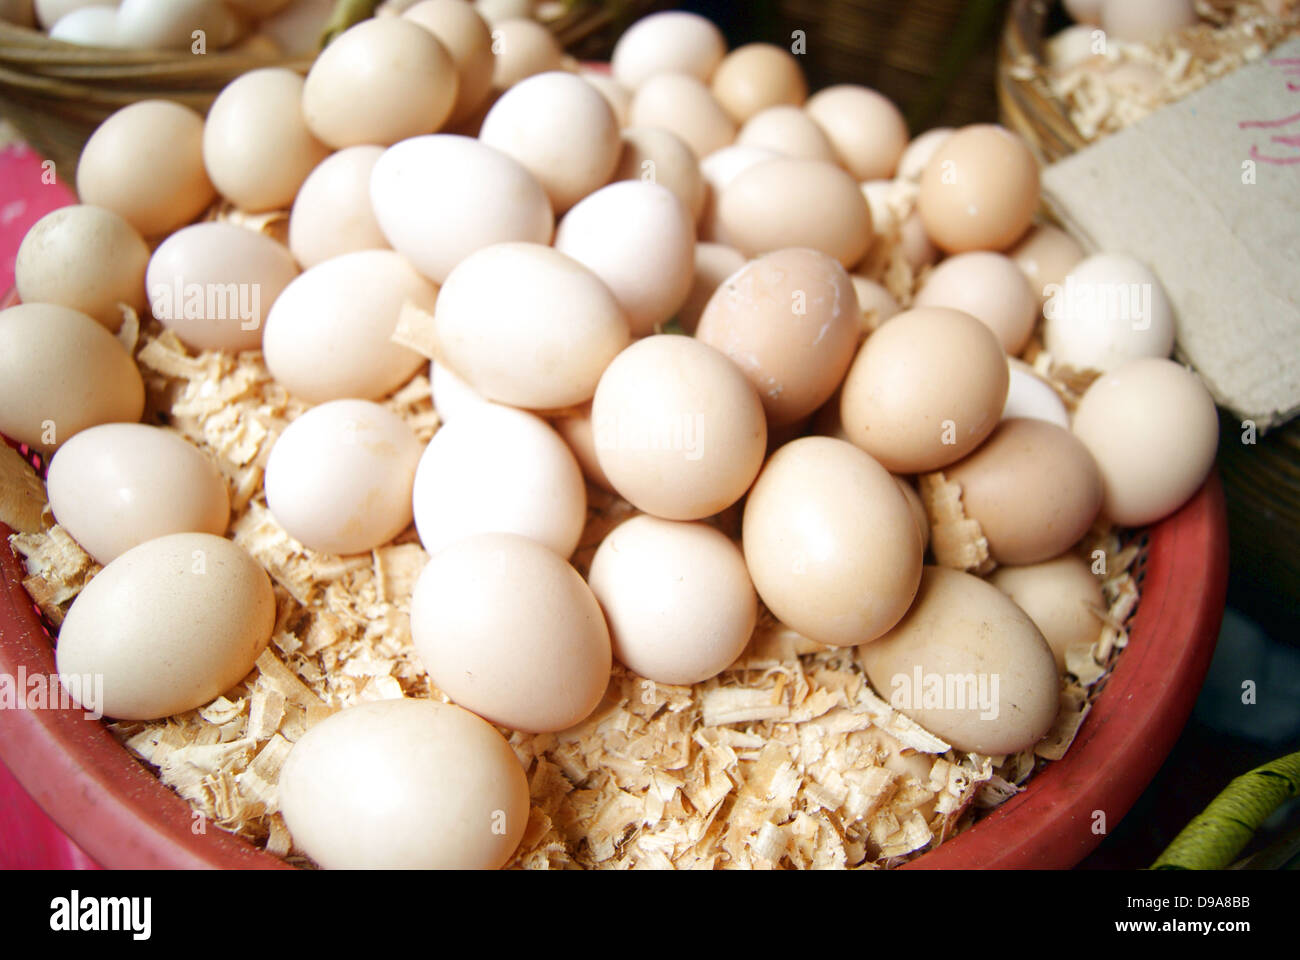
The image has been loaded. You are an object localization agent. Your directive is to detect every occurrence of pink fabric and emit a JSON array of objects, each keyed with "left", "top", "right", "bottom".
[{"left": 0, "top": 142, "right": 90, "bottom": 869}]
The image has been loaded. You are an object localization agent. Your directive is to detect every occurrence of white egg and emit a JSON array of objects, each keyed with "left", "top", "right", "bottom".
[
  {"left": 1003, "top": 359, "right": 1070, "bottom": 429},
  {"left": 411, "top": 403, "right": 586, "bottom": 558}
]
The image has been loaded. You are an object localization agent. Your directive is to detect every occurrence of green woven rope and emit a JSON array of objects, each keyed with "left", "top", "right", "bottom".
[
  {"left": 1152, "top": 752, "right": 1300, "bottom": 870},
  {"left": 320, "top": 0, "right": 382, "bottom": 48}
]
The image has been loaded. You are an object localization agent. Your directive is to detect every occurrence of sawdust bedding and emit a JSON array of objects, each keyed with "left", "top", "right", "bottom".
[
  {"left": 1008, "top": 0, "right": 1300, "bottom": 144},
  {"left": 5, "top": 195, "right": 1142, "bottom": 871}
]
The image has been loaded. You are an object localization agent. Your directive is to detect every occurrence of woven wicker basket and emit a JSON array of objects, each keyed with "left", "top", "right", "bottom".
[
  {"left": 0, "top": 0, "right": 661, "bottom": 177},
  {"left": 996, "top": 0, "right": 1300, "bottom": 641}
]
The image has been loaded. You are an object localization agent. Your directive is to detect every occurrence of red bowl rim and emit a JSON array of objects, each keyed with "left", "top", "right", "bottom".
[{"left": 0, "top": 469, "right": 1226, "bottom": 869}]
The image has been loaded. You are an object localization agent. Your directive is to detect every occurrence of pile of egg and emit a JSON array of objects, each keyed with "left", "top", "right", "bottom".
[{"left": 0, "top": 5, "right": 1219, "bottom": 869}]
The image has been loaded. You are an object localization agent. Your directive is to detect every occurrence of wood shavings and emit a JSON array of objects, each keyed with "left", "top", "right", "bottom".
[
  {"left": 1040, "top": 1, "right": 1299, "bottom": 144},
  {"left": 5, "top": 223, "right": 1155, "bottom": 871},
  {"left": 918, "top": 471, "right": 994, "bottom": 574},
  {"left": 0, "top": 443, "right": 47, "bottom": 535},
  {"left": 391, "top": 301, "right": 440, "bottom": 360}
]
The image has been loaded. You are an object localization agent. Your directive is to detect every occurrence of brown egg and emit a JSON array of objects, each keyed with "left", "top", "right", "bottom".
[
  {"left": 490, "top": 18, "right": 564, "bottom": 91},
  {"left": 582, "top": 71, "right": 632, "bottom": 126},
  {"left": 917, "top": 124, "right": 1040, "bottom": 254},
  {"left": 628, "top": 73, "right": 736, "bottom": 159},
  {"left": 716, "top": 158, "right": 873, "bottom": 268},
  {"left": 742, "top": 436, "right": 923, "bottom": 647},
  {"left": 913, "top": 251, "right": 1038, "bottom": 354},
  {"left": 203, "top": 68, "right": 329, "bottom": 212},
  {"left": 0, "top": 303, "right": 144, "bottom": 455},
  {"left": 989, "top": 554, "right": 1104, "bottom": 673},
  {"left": 840, "top": 307, "right": 1009, "bottom": 473},
  {"left": 612, "top": 126, "right": 706, "bottom": 222},
  {"left": 696, "top": 248, "right": 860, "bottom": 427},
  {"left": 736, "top": 105, "right": 835, "bottom": 163},
  {"left": 677, "top": 242, "right": 746, "bottom": 333},
  {"left": 1009, "top": 223, "right": 1085, "bottom": 306},
  {"left": 849, "top": 275, "right": 901, "bottom": 334},
  {"left": 302, "top": 18, "right": 458, "bottom": 148},
  {"left": 15, "top": 204, "right": 149, "bottom": 332},
  {"left": 804, "top": 85, "right": 908, "bottom": 181},
  {"left": 591, "top": 335, "right": 767, "bottom": 521},
  {"left": 943, "top": 418, "right": 1103, "bottom": 566},
  {"left": 856, "top": 566, "right": 1059, "bottom": 755},
  {"left": 403, "top": 0, "right": 495, "bottom": 127},
  {"left": 409, "top": 532, "right": 612, "bottom": 733},
  {"left": 77, "top": 100, "right": 216, "bottom": 238},
  {"left": 710, "top": 42, "right": 807, "bottom": 123}
]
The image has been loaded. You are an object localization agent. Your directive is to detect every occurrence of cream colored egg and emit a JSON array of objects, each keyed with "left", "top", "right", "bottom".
[
  {"left": 260, "top": 0, "right": 332, "bottom": 55},
  {"left": 592, "top": 335, "right": 767, "bottom": 521},
  {"left": 15, "top": 205, "right": 148, "bottom": 332},
  {"left": 914, "top": 251, "right": 1038, "bottom": 354},
  {"left": 479, "top": 71, "right": 620, "bottom": 212},
  {"left": 54, "top": 533, "right": 274, "bottom": 721},
  {"left": 0, "top": 304, "right": 143, "bottom": 455},
  {"left": 610, "top": 11, "right": 725, "bottom": 88},
  {"left": 430, "top": 359, "right": 490, "bottom": 424},
  {"left": 710, "top": 42, "right": 807, "bottom": 123},
  {"left": 303, "top": 18, "right": 458, "bottom": 149},
  {"left": 551, "top": 402, "right": 616, "bottom": 493},
  {"left": 370, "top": 134, "right": 554, "bottom": 284},
  {"left": 697, "top": 143, "right": 779, "bottom": 243},
  {"left": 48, "top": 6, "right": 122, "bottom": 45},
  {"left": 203, "top": 68, "right": 329, "bottom": 213},
  {"left": 409, "top": 532, "right": 612, "bottom": 732},
  {"left": 696, "top": 247, "right": 861, "bottom": 426},
  {"left": 403, "top": 0, "right": 494, "bottom": 127},
  {"left": 612, "top": 126, "right": 706, "bottom": 223},
  {"left": 628, "top": 73, "right": 736, "bottom": 159},
  {"left": 278, "top": 699, "right": 529, "bottom": 870},
  {"left": 116, "top": 0, "right": 241, "bottom": 51},
  {"left": 896, "top": 475, "right": 930, "bottom": 552},
  {"left": 37, "top": 0, "right": 108, "bottom": 29},
  {"left": 412, "top": 403, "right": 586, "bottom": 557},
  {"left": 990, "top": 555, "right": 1104, "bottom": 673},
  {"left": 146, "top": 222, "right": 299, "bottom": 353},
  {"left": 581, "top": 71, "right": 632, "bottom": 126},
  {"left": 1043, "top": 253, "right": 1175, "bottom": 373},
  {"left": 262, "top": 250, "right": 434, "bottom": 402},
  {"left": 943, "top": 418, "right": 1104, "bottom": 566},
  {"left": 896, "top": 127, "right": 953, "bottom": 182},
  {"left": 490, "top": 17, "right": 563, "bottom": 91},
  {"left": 1046, "top": 24, "right": 1102, "bottom": 70},
  {"left": 1009, "top": 223, "right": 1085, "bottom": 306},
  {"left": 742, "top": 436, "right": 923, "bottom": 647},
  {"left": 264, "top": 400, "right": 422, "bottom": 555},
  {"left": 678, "top": 242, "right": 746, "bottom": 333},
  {"left": 716, "top": 158, "right": 873, "bottom": 268},
  {"left": 77, "top": 100, "right": 215, "bottom": 238},
  {"left": 289, "top": 146, "right": 391, "bottom": 269},
  {"left": 917, "top": 124, "right": 1040, "bottom": 254},
  {"left": 554, "top": 180, "right": 695, "bottom": 337},
  {"left": 1071, "top": 357, "right": 1219, "bottom": 526},
  {"left": 588, "top": 515, "right": 756, "bottom": 685},
  {"left": 1101, "top": 0, "right": 1197, "bottom": 43},
  {"left": 46, "top": 424, "right": 229, "bottom": 566},
  {"left": 1004, "top": 359, "right": 1070, "bottom": 428},
  {"left": 736, "top": 105, "right": 836, "bottom": 163},
  {"left": 840, "top": 307, "right": 1008, "bottom": 473},
  {"left": 856, "top": 566, "right": 1059, "bottom": 755},
  {"left": 805, "top": 85, "right": 909, "bottom": 181},
  {"left": 475, "top": 0, "right": 532, "bottom": 26},
  {"left": 849, "top": 275, "right": 900, "bottom": 334},
  {"left": 432, "top": 242, "right": 630, "bottom": 409}
]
